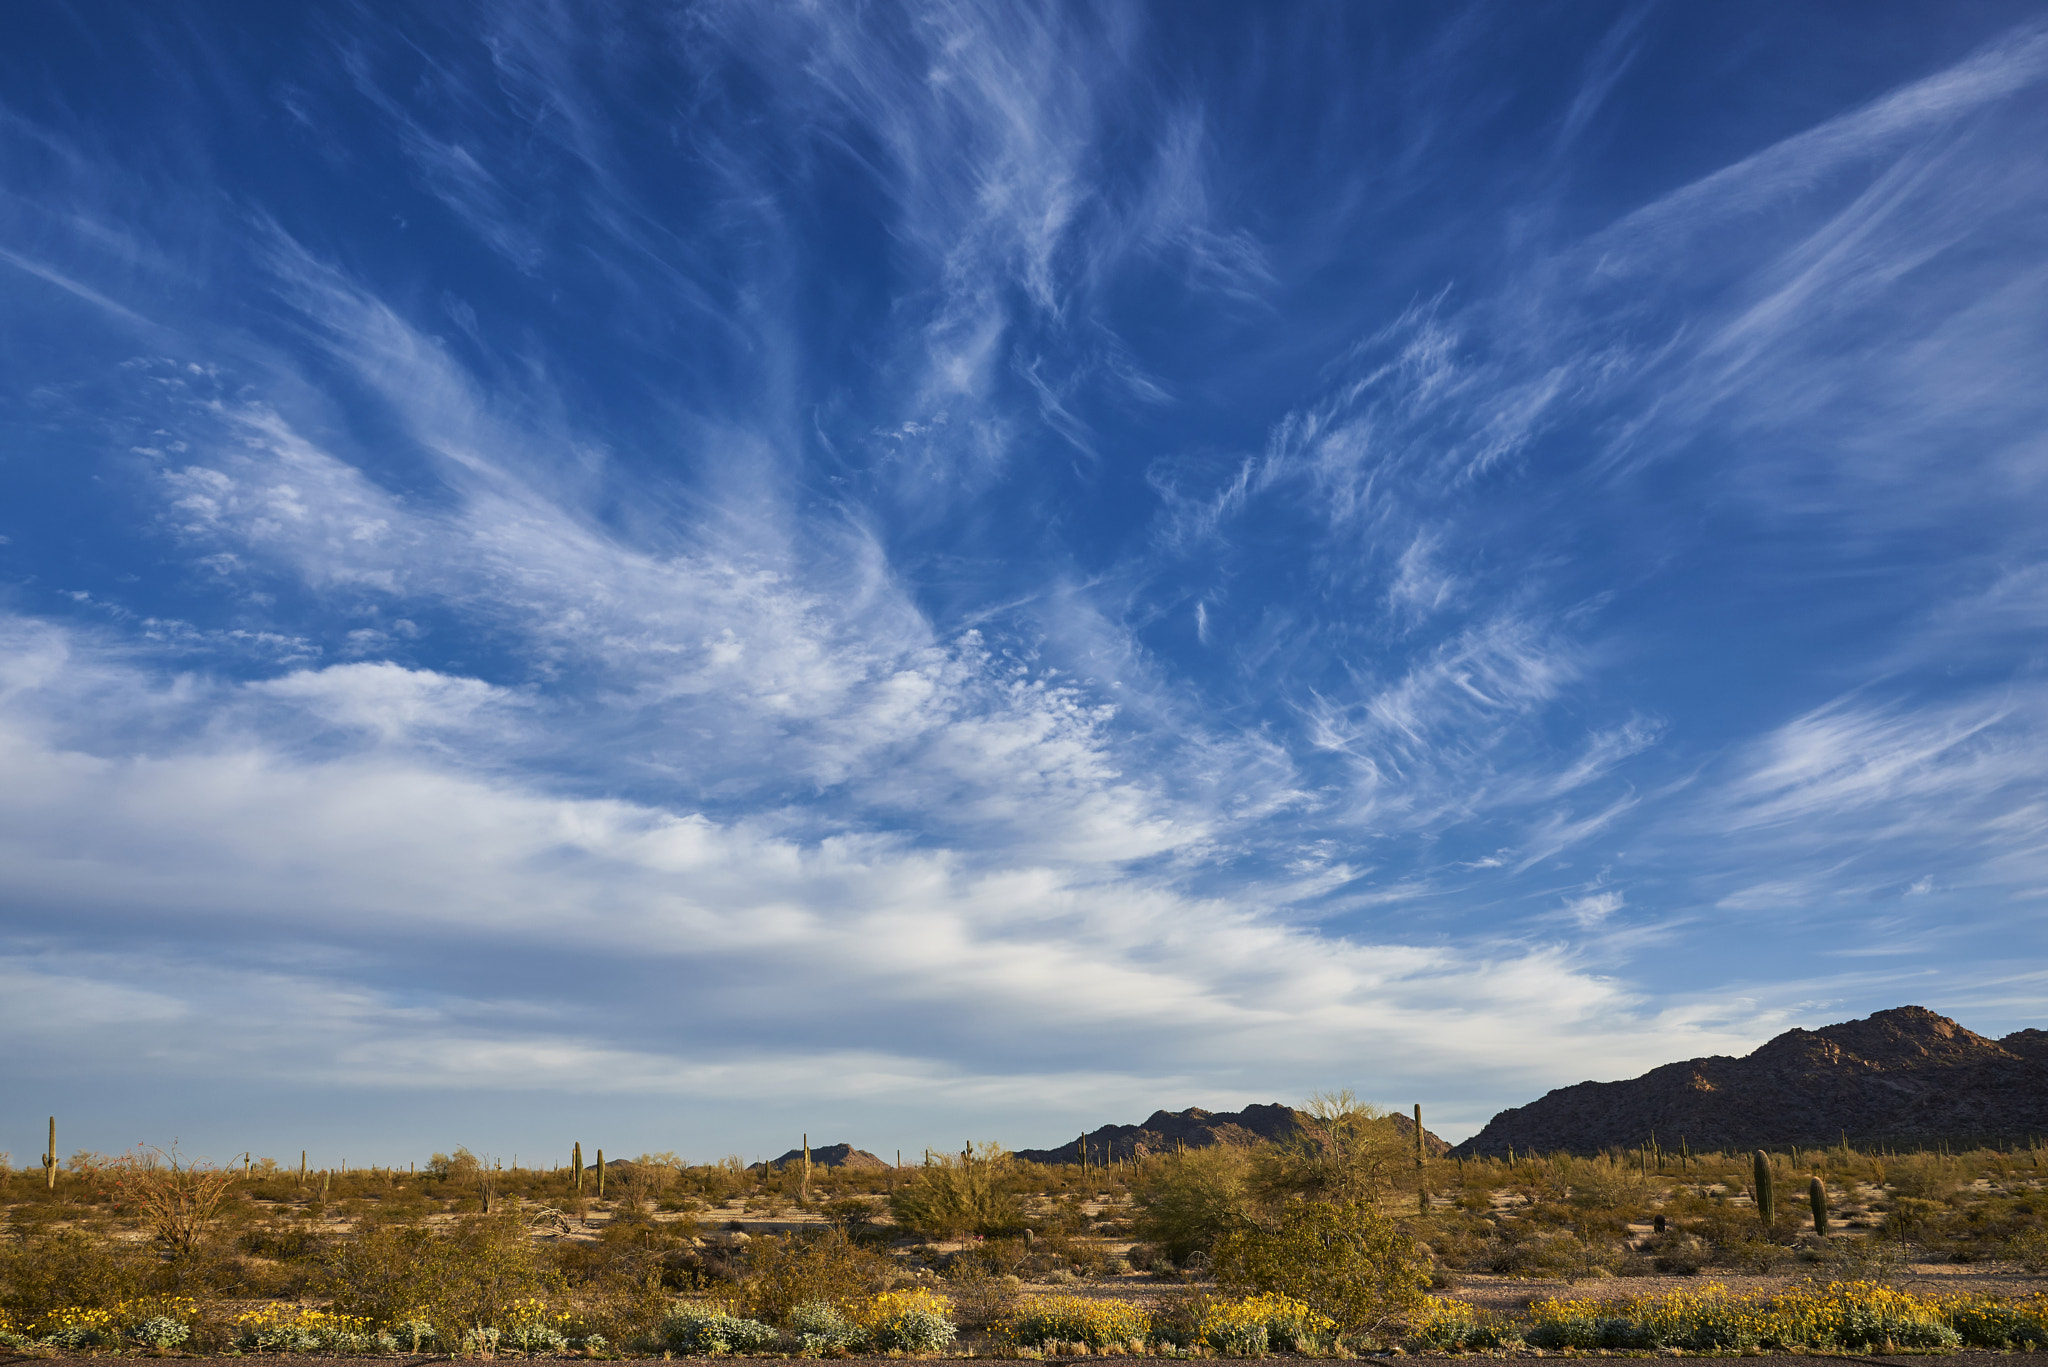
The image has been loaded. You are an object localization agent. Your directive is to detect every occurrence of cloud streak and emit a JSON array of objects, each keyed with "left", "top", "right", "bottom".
[{"left": 1, "top": 2, "right": 2046, "bottom": 1157}]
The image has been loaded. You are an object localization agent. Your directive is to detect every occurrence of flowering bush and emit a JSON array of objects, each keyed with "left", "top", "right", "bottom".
[
  {"left": 663, "top": 1303, "right": 778, "bottom": 1353},
  {"left": 1000, "top": 1293, "right": 1151, "bottom": 1350},
  {"left": 235, "top": 1303, "right": 377, "bottom": 1353},
  {"left": 1208, "top": 1292, "right": 1335, "bottom": 1352},
  {"left": 1409, "top": 1295, "right": 1519, "bottom": 1351},
  {"left": 1523, "top": 1281, "right": 1980, "bottom": 1353},
  {"left": 38, "top": 1306, "right": 116, "bottom": 1350},
  {"left": 787, "top": 1300, "right": 859, "bottom": 1355},
  {"left": 130, "top": 1314, "right": 192, "bottom": 1349},
  {"left": 1949, "top": 1296, "right": 2048, "bottom": 1349},
  {"left": 502, "top": 1295, "right": 573, "bottom": 1353},
  {"left": 853, "top": 1288, "right": 957, "bottom": 1353}
]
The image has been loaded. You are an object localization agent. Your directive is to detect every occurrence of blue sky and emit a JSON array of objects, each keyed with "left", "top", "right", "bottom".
[{"left": 4, "top": 0, "right": 2047, "bottom": 1167}]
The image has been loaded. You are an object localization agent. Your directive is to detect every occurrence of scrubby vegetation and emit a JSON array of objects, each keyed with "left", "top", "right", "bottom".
[{"left": 0, "top": 1119, "right": 2044, "bottom": 1357}]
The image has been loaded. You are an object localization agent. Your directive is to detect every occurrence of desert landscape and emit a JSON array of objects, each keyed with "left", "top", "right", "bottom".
[{"left": 4, "top": 1009, "right": 2046, "bottom": 1360}]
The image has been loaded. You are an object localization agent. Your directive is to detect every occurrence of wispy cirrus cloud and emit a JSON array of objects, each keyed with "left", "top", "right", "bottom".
[{"left": 4, "top": 2, "right": 2048, "bottom": 1161}]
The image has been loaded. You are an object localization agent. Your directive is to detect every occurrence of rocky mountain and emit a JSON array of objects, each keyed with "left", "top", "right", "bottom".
[
  {"left": 1016, "top": 1103, "right": 1451, "bottom": 1164},
  {"left": 749, "top": 1142, "right": 891, "bottom": 1171},
  {"left": 1452, "top": 1006, "right": 2048, "bottom": 1157}
]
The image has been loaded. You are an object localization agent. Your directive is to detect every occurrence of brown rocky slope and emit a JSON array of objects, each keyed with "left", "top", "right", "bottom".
[
  {"left": 1017, "top": 1103, "right": 1450, "bottom": 1164},
  {"left": 1451, "top": 1006, "right": 2048, "bottom": 1157}
]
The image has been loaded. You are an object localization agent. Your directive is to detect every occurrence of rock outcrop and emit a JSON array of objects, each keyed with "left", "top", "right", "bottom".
[
  {"left": 1016, "top": 1103, "right": 1451, "bottom": 1164},
  {"left": 1452, "top": 1006, "right": 2048, "bottom": 1157}
]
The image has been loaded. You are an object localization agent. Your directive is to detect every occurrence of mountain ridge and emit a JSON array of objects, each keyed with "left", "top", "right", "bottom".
[
  {"left": 1451, "top": 1006, "right": 2048, "bottom": 1157},
  {"left": 1016, "top": 1102, "right": 1451, "bottom": 1164}
]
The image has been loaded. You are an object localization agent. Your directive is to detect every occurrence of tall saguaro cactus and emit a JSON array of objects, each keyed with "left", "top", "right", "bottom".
[
  {"left": 1809, "top": 1176, "right": 1829, "bottom": 1236},
  {"left": 802, "top": 1134, "right": 811, "bottom": 1202},
  {"left": 1753, "top": 1150, "right": 1775, "bottom": 1226},
  {"left": 1413, "top": 1104, "right": 1425, "bottom": 1169},
  {"left": 572, "top": 1141, "right": 584, "bottom": 1193},
  {"left": 596, "top": 1149, "right": 605, "bottom": 1199},
  {"left": 41, "top": 1116, "right": 56, "bottom": 1189}
]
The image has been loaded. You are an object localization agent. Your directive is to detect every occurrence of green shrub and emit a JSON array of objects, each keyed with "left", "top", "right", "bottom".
[
  {"left": 1001, "top": 1293, "right": 1151, "bottom": 1349},
  {"left": 0, "top": 1229, "right": 150, "bottom": 1320},
  {"left": 130, "top": 1314, "right": 191, "bottom": 1349},
  {"left": 321, "top": 1214, "right": 563, "bottom": 1346},
  {"left": 738, "top": 1228, "right": 893, "bottom": 1324},
  {"left": 889, "top": 1144, "right": 1023, "bottom": 1239},
  {"left": 1212, "top": 1197, "right": 1430, "bottom": 1333},
  {"left": 1409, "top": 1296, "right": 1519, "bottom": 1351},
  {"left": 787, "top": 1300, "right": 859, "bottom": 1355},
  {"left": 662, "top": 1303, "right": 777, "bottom": 1353},
  {"left": 1949, "top": 1300, "right": 2048, "bottom": 1349},
  {"left": 1132, "top": 1146, "right": 1253, "bottom": 1266}
]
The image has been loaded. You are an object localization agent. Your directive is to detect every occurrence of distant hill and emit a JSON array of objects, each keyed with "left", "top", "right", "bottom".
[
  {"left": 749, "top": 1142, "right": 891, "bottom": 1172},
  {"left": 1016, "top": 1103, "right": 1451, "bottom": 1164},
  {"left": 1451, "top": 1006, "right": 2048, "bottom": 1157}
]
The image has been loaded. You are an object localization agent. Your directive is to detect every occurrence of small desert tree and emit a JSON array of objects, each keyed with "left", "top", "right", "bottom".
[
  {"left": 1212, "top": 1196, "right": 1430, "bottom": 1334},
  {"left": 889, "top": 1143, "right": 1021, "bottom": 1239},
  {"left": 1132, "top": 1143, "right": 1253, "bottom": 1265},
  {"left": 1251, "top": 1091, "right": 1394, "bottom": 1208}
]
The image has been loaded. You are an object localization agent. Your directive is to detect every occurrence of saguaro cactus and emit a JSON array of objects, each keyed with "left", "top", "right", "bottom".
[
  {"left": 1414, "top": 1104, "right": 1425, "bottom": 1169},
  {"left": 596, "top": 1149, "right": 605, "bottom": 1198},
  {"left": 1809, "top": 1175, "right": 1829, "bottom": 1236},
  {"left": 1753, "top": 1150, "right": 1775, "bottom": 1225},
  {"left": 572, "top": 1141, "right": 584, "bottom": 1193},
  {"left": 41, "top": 1116, "right": 56, "bottom": 1189},
  {"left": 802, "top": 1134, "right": 811, "bottom": 1202}
]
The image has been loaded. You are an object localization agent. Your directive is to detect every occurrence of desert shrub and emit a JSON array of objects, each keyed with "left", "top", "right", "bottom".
[
  {"left": 0, "top": 1229, "right": 151, "bottom": 1320},
  {"left": 1881, "top": 1196, "right": 1944, "bottom": 1241},
  {"left": 738, "top": 1228, "right": 894, "bottom": 1324},
  {"left": 1887, "top": 1155, "right": 1959, "bottom": 1202},
  {"left": 1201, "top": 1291, "right": 1335, "bottom": 1353},
  {"left": 238, "top": 1221, "right": 329, "bottom": 1261},
  {"left": 38, "top": 1306, "right": 121, "bottom": 1350},
  {"left": 322, "top": 1214, "right": 562, "bottom": 1344},
  {"left": 1408, "top": 1295, "right": 1518, "bottom": 1351},
  {"left": 1133, "top": 1145, "right": 1253, "bottom": 1266},
  {"left": 1567, "top": 1158, "right": 1647, "bottom": 1212},
  {"left": 853, "top": 1287, "right": 958, "bottom": 1353},
  {"left": 942, "top": 1262, "right": 1024, "bottom": 1328},
  {"left": 788, "top": 1300, "right": 860, "bottom": 1355},
  {"left": 1029, "top": 1228, "right": 1118, "bottom": 1277},
  {"left": 951, "top": 1234, "right": 1032, "bottom": 1278},
  {"left": 233, "top": 1303, "right": 383, "bottom": 1353},
  {"left": 501, "top": 1295, "right": 572, "bottom": 1353},
  {"left": 1948, "top": 1297, "right": 2048, "bottom": 1348},
  {"left": 1522, "top": 1280, "right": 1976, "bottom": 1353},
  {"left": 553, "top": 1208, "right": 704, "bottom": 1292},
  {"left": 1001, "top": 1292, "right": 1151, "bottom": 1349},
  {"left": 890, "top": 1144, "right": 1023, "bottom": 1238},
  {"left": 1212, "top": 1197, "right": 1430, "bottom": 1332},
  {"left": 661, "top": 1303, "right": 777, "bottom": 1353},
  {"left": 103, "top": 1147, "right": 237, "bottom": 1259},
  {"left": 2007, "top": 1228, "right": 2048, "bottom": 1273},
  {"left": 1249, "top": 1093, "right": 1396, "bottom": 1207}
]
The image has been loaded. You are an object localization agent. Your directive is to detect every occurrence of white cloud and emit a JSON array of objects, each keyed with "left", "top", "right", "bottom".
[{"left": 0, "top": 612, "right": 1783, "bottom": 1139}]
